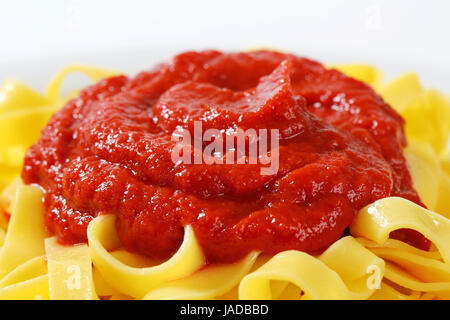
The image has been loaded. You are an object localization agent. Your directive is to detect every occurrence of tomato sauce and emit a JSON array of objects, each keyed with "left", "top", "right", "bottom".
[{"left": 22, "top": 51, "right": 429, "bottom": 263}]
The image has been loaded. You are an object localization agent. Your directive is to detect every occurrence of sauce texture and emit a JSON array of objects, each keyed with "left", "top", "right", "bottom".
[{"left": 22, "top": 51, "right": 428, "bottom": 263}]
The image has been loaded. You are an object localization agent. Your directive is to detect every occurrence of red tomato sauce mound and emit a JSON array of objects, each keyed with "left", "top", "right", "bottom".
[{"left": 22, "top": 51, "right": 429, "bottom": 263}]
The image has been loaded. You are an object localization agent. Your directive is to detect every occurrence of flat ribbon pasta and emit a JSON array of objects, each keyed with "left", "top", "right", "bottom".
[
  {"left": 0, "top": 66, "right": 119, "bottom": 190},
  {"left": 331, "top": 64, "right": 383, "bottom": 90},
  {"left": 87, "top": 214, "right": 205, "bottom": 298},
  {"left": 0, "top": 63, "right": 448, "bottom": 300},
  {"left": 239, "top": 236, "right": 384, "bottom": 300},
  {"left": 45, "top": 237, "right": 97, "bottom": 300},
  {"left": 0, "top": 275, "right": 49, "bottom": 300},
  {"left": 45, "top": 65, "right": 119, "bottom": 101},
  {"left": 351, "top": 197, "right": 450, "bottom": 264},
  {"left": 0, "top": 255, "right": 47, "bottom": 288},
  {"left": 369, "top": 281, "right": 421, "bottom": 300},
  {"left": 0, "top": 183, "right": 47, "bottom": 278},
  {"left": 143, "top": 252, "right": 259, "bottom": 300}
]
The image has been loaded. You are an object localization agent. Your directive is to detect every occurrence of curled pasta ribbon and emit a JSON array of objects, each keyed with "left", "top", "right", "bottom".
[
  {"left": 402, "top": 89, "right": 450, "bottom": 156},
  {"left": 357, "top": 236, "right": 450, "bottom": 299},
  {"left": 239, "top": 236, "right": 384, "bottom": 300},
  {"left": 143, "top": 252, "right": 259, "bottom": 300},
  {"left": 404, "top": 141, "right": 440, "bottom": 210},
  {"left": 87, "top": 214, "right": 205, "bottom": 298},
  {"left": 351, "top": 197, "right": 450, "bottom": 264},
  {"left": 46, "top": 65, "right": 120, "bottom": 101},
  {"left": 331, "top": 64, "right": 383, "bottom": 90},
  {"left": 356, "top": 238, "right": 441, "bottom": 260}
]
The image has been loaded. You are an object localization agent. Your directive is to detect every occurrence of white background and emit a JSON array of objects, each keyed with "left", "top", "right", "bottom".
[{"left": 0, "top": 0, "right": 449, "bottom": 92}]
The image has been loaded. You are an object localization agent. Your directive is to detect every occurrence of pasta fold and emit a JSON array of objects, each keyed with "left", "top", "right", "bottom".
[
  {"left": 45, "top": 237, "right": 97, "bottom": 300},
  {"left": 239, "top": 237, "right": 384, "bottom": 300},
  {"left": 87, "top": 214, "right": 205, "bottom": 298},
  {"left": 0, "top": 183, "right": 47, "bottom": 278},
  {"left": 351, "top": 197, "right": 450, "bottom": 264},
  {"left": 0, "top": 63, "right": 449, "bottom": 300}
]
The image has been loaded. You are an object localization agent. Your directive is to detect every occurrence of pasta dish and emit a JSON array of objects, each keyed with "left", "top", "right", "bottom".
[{"left": 0, "top": 50, "right": 449, "bottom": 300}]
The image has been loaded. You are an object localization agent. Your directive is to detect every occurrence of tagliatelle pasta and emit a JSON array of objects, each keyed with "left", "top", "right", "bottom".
[
  {"left": 0, "top": 61, "right": 449, "bottom": 300},
  {"left": 143, "top": 251, "right": 259, "bottom": 300},
  {"left": 351, "top": 197, "right": 450, "bottom": 263},
  {"left": 45, "top": 237, "right": 98, "bottom": 300},
  {"left": 0, "top": 184, "right": 47, "bottom": 278},
  {"left": 239, "top": 237, "right": 384, "bottom": 300},
  {"left": 87, "top": 214, "right": 205, "bottom": 298}
]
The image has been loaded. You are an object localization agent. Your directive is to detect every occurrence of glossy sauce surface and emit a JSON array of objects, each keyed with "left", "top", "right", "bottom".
[{"left": 22, "top": 51, "right": 428, "bottom": 263}]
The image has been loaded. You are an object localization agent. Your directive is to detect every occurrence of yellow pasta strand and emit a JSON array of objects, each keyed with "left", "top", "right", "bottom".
[
  {"left": 331, "top": 64, "right": 383, "bottom": 90},
  {"left": 351, "top": 197, "right": 450, "bottom": 264},
  {"left": 0, "top": 65, "right": 120, "bottom": 192},
  {"left": 0, "top": 183, "right": 47, "bottom": 278},
  {"left": 87, "top": 214, "right": 204, "bottom": 298},
  {"left": 0, "top": 177, "right": 19, "bottom": 218},
  {"left": 380, "top": 73, "right": 423, "bottom": 112},
  {"left": 403, "top": 140, "right": 450, "bottom": 219},
  {"left": 109, "top": 249, "right": 163, "bottom": 268},
  {"left": 356, "top": 237, "right": 441, "bottom": 260},
  {"left": 402, "top": 90, "right": 450, "bottom": 155},
  {"left": 384, "top": 262, "right": 450, "bottom": 299},
  {"left": 276, "top": 283, "right": 303, "bottom": 300},
  {"left": 45, "top": 237, "right": 97, "bottom": 300},
  {"left": 239, "top": 237, "right": 384, "bottom": 300},
  {"left": 0, "top": 105, "right": 59, "bottom": 149},
  {"left": 0, "top": 275, "right": 49, "bottom": 300},
  {"left": 404, "top": 141, "right": 441, "bottom": 211},
  {"left": 109, "top": 293, "right": 134, "bottom": 300},
  {"left": 0, "top": 80, "right": 51, "bottom": 114},
  {"left": 369, "top": 281, "right": 421, "bottom": 300},
  {"left": 46, "top": 65, "right": 119, "bottom": 101},
  {"left": 92, "top": 267, "right": 119, "bottom": 297},
  {"left": 0, "top": 63, "right": 448, "bottom": 300},
  {"left": 0, "top": 255, "right": 46, "bottom": 288},
  {"left": 0, "top": 229, "right": 5, "bottom": 247},
  {"left": 143, "top": 252, "right": 259, "bottom": 300}
]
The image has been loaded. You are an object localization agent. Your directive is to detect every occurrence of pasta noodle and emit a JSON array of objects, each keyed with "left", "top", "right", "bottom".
[
  {"left": 239, "top": 237, "right": 384, "bottom": 300},
  {"left": 0, "top": 63, "right": 449, "bottom": 299},
  {"left": 351, "top": 197, "right": 450, "bottom": 263},
  {"left": 143, "top": 251, "right": 259, "bottom": 300},
  {"left": 0, "top": 184, "right": 47, "bottom": 278},
  {"left": 87, "top": 214, "right": 205, "bottom": 298},
  {"left": 45, "top": 237, "right": 97, "bottom": 300}
]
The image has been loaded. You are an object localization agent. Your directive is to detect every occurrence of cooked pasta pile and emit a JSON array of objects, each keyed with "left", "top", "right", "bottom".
[{"left": 0, "top": 64, "right": 449, "bottom": 300}]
